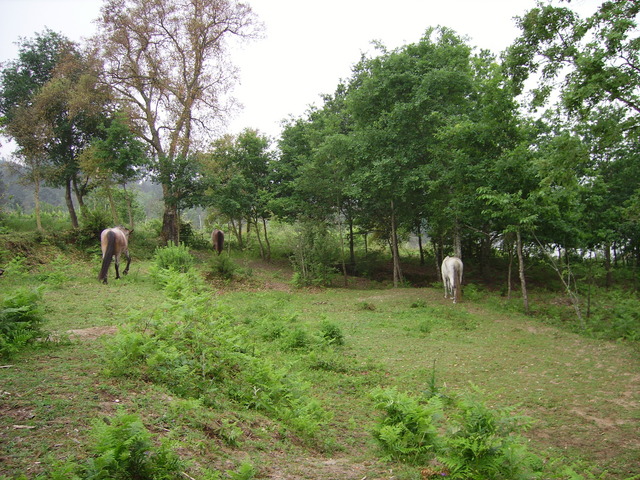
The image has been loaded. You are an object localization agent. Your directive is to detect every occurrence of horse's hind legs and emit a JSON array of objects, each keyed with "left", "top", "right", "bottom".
[{"left": 123, "top": 251, "right": 131, "bottom": 276}]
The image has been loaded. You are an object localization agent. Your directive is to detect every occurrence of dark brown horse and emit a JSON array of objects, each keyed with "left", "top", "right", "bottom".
[
  {"left": 212, "top": 229, "right": 224, "bottom": 255},
  {"left": 99, "top": 226, "right": 132, "bottom": 284}
]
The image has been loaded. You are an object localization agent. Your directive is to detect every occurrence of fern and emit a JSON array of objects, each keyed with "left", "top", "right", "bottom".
[
  {"left": 0, "top": 287, "right": 47, "bottom": 359},
  {"left": 371, "top": 387, "right": 443, "bottom": 463}
]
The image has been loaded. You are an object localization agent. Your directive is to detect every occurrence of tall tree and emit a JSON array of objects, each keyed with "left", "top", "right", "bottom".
[
  {"left": 506, "top": 0, "right": 640, "bottom": 267},
  {"left": 204, "top": 129, "right": 273, "bottom": 257},
  {"left": 0, "top": 30, "right": 73, "bottom": 229},
  {"left": 96, "top": 0, "right": 260, "bottom": 244},
  {"left": 81, "top": 111, "right": 148, "bottom": 227}
]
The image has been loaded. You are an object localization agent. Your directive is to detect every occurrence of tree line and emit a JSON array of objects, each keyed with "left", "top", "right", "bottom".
[{"left": 1, "top": 0, "right": 639, "bottom": 305}]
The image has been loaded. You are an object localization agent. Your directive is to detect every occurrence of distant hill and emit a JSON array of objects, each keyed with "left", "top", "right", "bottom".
[{"left": 0, "top": 159, "right": 164, "bottom": 218}]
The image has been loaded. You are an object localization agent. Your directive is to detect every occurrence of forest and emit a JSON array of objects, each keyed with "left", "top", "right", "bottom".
[{"left": 1, "top": 0, "right": 639, "bottom": 479}]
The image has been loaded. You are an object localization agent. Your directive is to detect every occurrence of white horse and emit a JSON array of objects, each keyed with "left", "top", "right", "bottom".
[{"left": 441, "top": 256, "right": 463, "bottom": 303}]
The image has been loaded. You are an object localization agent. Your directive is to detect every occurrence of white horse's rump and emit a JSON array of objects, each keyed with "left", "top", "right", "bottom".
[{"left": 441, "top": 256, "right": 463, "bottom": 303}]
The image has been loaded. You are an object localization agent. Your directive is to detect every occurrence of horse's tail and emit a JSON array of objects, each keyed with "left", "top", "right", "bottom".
[
  {"left": 454, "top": 260, "right": 463, "bottom": 302},
  {"left": 213, "top": 230, "right": 224, "bottom": 255},
  {"left": 98, "top": 231, "right": 116, "bottom": 283},
  {"left": 217, "top": 231, "right": 224, "bottom": 255}
]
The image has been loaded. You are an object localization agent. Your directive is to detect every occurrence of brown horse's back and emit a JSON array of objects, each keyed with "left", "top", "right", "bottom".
[
  {"left": 212, "top": 229, "right": 224, "bottom": 255},
  {"left": 99, "top": 227, "right": 131, "bottom": 284}
]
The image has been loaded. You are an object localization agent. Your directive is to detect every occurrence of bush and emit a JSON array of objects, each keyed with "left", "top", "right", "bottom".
[
  {"left": 0, "top": 287, "right": 47, "bottom": 359},
  {"left": 45, "top": 412, "right": 184, "bottom": 480},
  {"left": 289, "top": 221, "right": 340, "bottom": 287},
  {"left": 438, "top": 388, "right": 541, "bottom": 479},
  {"left": 151, "top": 243, "right": 194, "bottom": 274},
  {"left": 208, "top": 255, "right": 239, "bottom": 280},
  {"left": 103, "top": 269, "right": 330, "bottom": 439},
  {"left": 370, "top": 387, "right": 444, "bottom": 463},
  {"left": 320, "top": 321, "right": 344, "bottom": 346},
  {"left": 371, "top": 386, "right": 543, "bottom": 479},
  {"left": 75, "top": 209, "right": 112, "bottom": 247}
]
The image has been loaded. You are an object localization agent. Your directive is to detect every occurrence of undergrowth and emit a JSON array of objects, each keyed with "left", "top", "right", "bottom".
[
  {"left": 0, "top": 286, "right": 47, "bottom": 359},
  {"left": 103, "top": 266, "right": 332, "bottom": 442}
]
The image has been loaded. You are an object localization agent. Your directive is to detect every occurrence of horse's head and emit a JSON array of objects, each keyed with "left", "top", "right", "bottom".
[{"left": 116, "top": 226, "right": 133, "bottom": 238}]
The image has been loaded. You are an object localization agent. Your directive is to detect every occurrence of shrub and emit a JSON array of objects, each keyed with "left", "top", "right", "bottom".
[
  {"left": 288, "top": 221, "right": 340, "bottom": 287},
  {"left": 35, "top": 255, "right": 72, "bottom": 287},
  {"left": 0, "top": 287, "right": 47, "bottom": 359},
  {"left": 75, "top": 209, "right": 112, "bottom": 247},
  {"left": 103, "top": 270, "right": 330, "bottom": 439},
  {"left": 152, "top": 243, "right": 194, "bottom": 274},
  {"left": 320, "top": 321, "right": 344, "bottom": 346},
  {"left": 45, "top": 412, "right": 184, "bottom": 480},
  {"left": 371, "top": 386, "right": 543, "bottom": 479},
  {"left": 208, "top": 255, "right": 239, "bottom": 280},
  {"left": 370, "top": 387, "right": 444, "bottom": 463},
  {"left": 438, "top": 388, "right": 541, "bottom": 479}
]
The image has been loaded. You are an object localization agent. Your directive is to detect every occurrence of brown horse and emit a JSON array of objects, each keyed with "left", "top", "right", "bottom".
[
  {"left": 99, "top": 226, "right": 132, "bottom": 284},
  {"left": 211, "top": 229, "right": 224, "bottom": 255}
]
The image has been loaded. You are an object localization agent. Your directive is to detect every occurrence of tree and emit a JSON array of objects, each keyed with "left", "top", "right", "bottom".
[
  {"left": 96, "top": 0, "right": 261, "bottom": 244},
  {"left": 506, "top": 0, "right": 640, "bottom": 271},
  {"left": 1, "top": 30, "right": 113, "bottom": 229},
  {"left": 345, "top": 28, "right": 480, "bottom": 285},
  {"left": 81, "top": 111, "right": 148, "bottom": 227},
  {"left": 204, "top": 129, "right": 273, "bottom": 258},
  {"left": 0, "top": 30, "right": 72, "bottom": 230}
]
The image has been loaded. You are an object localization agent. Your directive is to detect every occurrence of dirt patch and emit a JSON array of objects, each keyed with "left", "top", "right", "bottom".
[{"left": 66, "top": 326, "right": 118, "bottom": 340}]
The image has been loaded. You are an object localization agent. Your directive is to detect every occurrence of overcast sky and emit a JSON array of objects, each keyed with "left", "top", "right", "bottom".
[{"left": 1, "top": 0, "right": 601, "bottom": 143}]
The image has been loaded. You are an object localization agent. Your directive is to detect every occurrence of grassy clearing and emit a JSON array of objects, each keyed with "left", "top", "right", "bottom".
[{"left": 1, "top": 252, "right": 639, "bottom": 479}]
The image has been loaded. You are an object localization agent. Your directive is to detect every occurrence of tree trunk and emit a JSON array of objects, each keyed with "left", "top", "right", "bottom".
[
  {"left": 348, "top": 219, "right": 356, "bottom": 271},
  {"left": 453, "top": 219, "right": 462, "bottom": 259},
  {"left": 417, "top": 224, "right": 425, "bottom": 266},
  {"left": 262, "top": 217, "right": 271, "bottom": 262},
  {"left": 516, "top": 229, "right": 529, "bottom": 314},
  {"left": 390, "top": 199, "right": 403, "bottom": 287},
  {"left": 604, "top": 242, "right": 612, "bottom": 288},
  {"left": 507, "top": 235, "right": 514, "bottom": 300},
  {"left": 122, "top": 183, "right": 135, "bottom": 230},
  {"left": 33, "top": 173, "right": 43, "bottom": 232},
  {"left": 65, "top": 177, "right": 79, "bottom": 229},
  {"left": 433, "top": 238, "right": 442, "bottom": 283},
  {"left": 161, "top": 203, "right": 179, "bottom": 245},
  {"left": 72, "top": 176, "right": 87, "bottom": 216},
  {"left": 253, "top": 218, "right": 265, "bottom": 260}
]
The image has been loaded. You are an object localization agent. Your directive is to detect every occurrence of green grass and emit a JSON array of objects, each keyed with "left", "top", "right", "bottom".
[{"left": 1, "top": 253, "right": 639, "bottom": 479}]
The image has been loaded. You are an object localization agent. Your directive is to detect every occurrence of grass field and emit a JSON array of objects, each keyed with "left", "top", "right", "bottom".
[{"left": 1, "top": 251, "right": 639, "bottom": 479}]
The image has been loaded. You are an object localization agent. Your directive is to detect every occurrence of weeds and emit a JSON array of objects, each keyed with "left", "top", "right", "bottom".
[
  {"left": 0, "top": 286, "right": 47, "bottom": 359},
  {"left": 103, "top": 268, "right": 331, "bottom": 440},
  {"left": 151, "top": 242, "right": 194, "bottom": 275},
  {"left": 371, "top": 385, "right": 543, "bottom": 479}
]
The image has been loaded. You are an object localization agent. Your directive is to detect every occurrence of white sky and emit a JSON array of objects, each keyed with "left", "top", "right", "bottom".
[{"left": 1, "top": 0, "right": 601, "bottom": 144}]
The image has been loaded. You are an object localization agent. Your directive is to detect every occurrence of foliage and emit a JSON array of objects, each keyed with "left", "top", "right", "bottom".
[
  {"left": 35, "top": 254, "right": 72, "bottom": 287},
  {"left": 289, "top": 220, "right": 340, "bottom": 287},
  {"left": 151, "top": 243, "right": 194, "bottom": 274},
  {"left": 103, "top": 268, "right": 330, "bottom": 439},
  {"left": 207, "top": 254, "right": 240, "bottom": 280},
  {"left": 0, "top": 286, "right": 46, "bottom": 359},
  {"left": 95, "top": 0, "right": 261, "bottom": 243},
  {"left": 74, "top": 209, "right": 112, "bottom": 248},
  {"left": 371, "top": 386, "right": 543, "bottom": 479},
  {"left": 319, "top": 320, "right": 344, "bottom": 346},
  {"left": 371, "top": 387, "right": 444, "bottom": 463},
  {"left": 438, "top": 388, "right": 541, "bottom": 479},
  {"left": 43, "top": 412, "right": 184, "bottom": 480}
]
